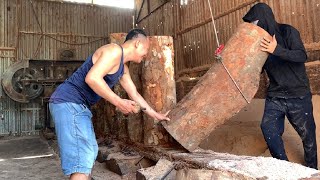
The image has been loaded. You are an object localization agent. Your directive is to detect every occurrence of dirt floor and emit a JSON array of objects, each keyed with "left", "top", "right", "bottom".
[{"left": 0, "top": 136, "right": 133, "bottom": 180}]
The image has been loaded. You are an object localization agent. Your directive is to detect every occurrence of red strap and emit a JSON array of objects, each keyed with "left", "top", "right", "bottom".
[{"left": 214, "top": 44, "right": 224, "bottom": 56}]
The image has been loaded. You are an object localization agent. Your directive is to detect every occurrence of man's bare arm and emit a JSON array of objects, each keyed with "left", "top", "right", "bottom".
[
  {"left": 85, "top": 44, "right": 136, "bottom": 114},
  {"left": 120, "top": 65, "right": 170, "bottom": 121}
]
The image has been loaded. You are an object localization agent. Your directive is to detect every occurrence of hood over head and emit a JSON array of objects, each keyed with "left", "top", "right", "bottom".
[{"left": 243, "top": 3, "right": 279, "bottom": 36}]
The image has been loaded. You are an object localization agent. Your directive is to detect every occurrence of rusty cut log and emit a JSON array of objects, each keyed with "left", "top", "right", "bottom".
[
  {"left": 162, "top": 23, "right": 271, "bottom": 151},
  {"left": 109, "top": 33, "right": 127, "bottom": 43},
  {"left": 108, "top": 33, "right": 144, "bottom": 142},
  {"left": 109, "top": 33, "right": 129, "bottom": 139},
  {"left": 112, "top": 33, "right": 146, "bottom": 143},
  {"left": 91, "top": 33, "right": 126, "bottom": 138},
  {"left": 127, "top": 61, "right": 144, "bottom": 143},
  {"left": 142, "top": 36, "right": 176, "bottom": 145},
  {"left": 127, "top": 41, "right": 144, "bottom": 143}
]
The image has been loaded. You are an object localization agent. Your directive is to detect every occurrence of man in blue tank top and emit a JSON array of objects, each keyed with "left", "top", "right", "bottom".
[{"left": 49, "top": 29, "right": 170, "bottom": 179}]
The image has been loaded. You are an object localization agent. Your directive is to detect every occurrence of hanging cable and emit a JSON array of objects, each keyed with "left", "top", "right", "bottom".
[{"left": 207, "top": 0, "right": 250, "bottom": 104}]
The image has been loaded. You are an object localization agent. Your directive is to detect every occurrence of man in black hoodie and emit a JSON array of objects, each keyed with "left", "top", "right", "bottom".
[{"left": 243, "top": 3, "right": 317, "bottom": 169}]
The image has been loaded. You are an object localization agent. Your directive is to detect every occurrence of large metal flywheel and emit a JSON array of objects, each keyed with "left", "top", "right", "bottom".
[{"left": 2, "top": 61, "right": 44, "bottom": 103}]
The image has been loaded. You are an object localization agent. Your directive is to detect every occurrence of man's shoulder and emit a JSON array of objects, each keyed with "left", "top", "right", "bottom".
[
  {"left": 94, "top": 43, "right": 122, "bottom": 58},
  {"left": 99, "top": 43, "right": 122, "bottom": 52}
]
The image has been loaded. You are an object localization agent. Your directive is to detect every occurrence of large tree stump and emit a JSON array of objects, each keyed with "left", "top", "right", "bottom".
[
  {"left": 108, "top": 33, "right": 129, "bottom": 140},
  {"left": 162, "top": 23, "right": 271, "bottom": 151},
  {"left": 127, "top": 61, "right": 144, "bottom": 143},
  {"left": 105, "top": 33, "right": 144, "bottom": 142},
  {"left": 142, "top": 36, "right": 176, "bottom": 145}
]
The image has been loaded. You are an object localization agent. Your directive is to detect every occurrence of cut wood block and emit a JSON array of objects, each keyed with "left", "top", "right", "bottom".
[
  {"left": 105, "top": 153, "right": 141, "bottom": 176},
  {"left": 136, "top": 159, "right": 175, "bottom": 180},
  {"left": 105, "top": 152, "right": 155, "bottom": 176},
  {"left": 162, "top": 22, "right": 271, "bottom": 151}
]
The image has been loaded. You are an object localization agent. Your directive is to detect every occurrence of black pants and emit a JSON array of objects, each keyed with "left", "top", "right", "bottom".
[{"left": 261, "top": 93, "right": 318, "bottom": 169}]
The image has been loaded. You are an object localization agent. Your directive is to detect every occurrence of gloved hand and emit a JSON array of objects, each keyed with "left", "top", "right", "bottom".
[{"left": 214, "top": 44, "right": 224, "bottom": 57}]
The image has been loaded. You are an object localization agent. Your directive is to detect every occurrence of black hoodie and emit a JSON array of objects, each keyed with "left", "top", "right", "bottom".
[{"left": 243, "top": 3, "right": 310, "bottom": 98}]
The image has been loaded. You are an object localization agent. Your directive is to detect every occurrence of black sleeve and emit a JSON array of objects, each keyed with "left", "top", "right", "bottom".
[{"left": 272, "top": 27, "right": 307, "bottom": 63}]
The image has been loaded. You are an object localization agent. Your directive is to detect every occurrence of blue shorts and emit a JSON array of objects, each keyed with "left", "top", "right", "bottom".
[{"left": 49, "top": 102, "right": 98, "bottom": 175}]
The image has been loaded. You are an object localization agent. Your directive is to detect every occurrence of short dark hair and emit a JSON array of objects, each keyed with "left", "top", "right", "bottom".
[{"left": 124, "top": 28, "right": 147, "bottom": 42}]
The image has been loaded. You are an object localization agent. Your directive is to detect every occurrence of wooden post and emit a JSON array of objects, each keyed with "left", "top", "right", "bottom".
[{"left": 142, "top": 36, "right": 176, "bottom": 145}]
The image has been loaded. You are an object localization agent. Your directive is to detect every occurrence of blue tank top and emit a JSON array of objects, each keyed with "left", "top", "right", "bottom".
[{"left": 50, "top": 46, "right": 124, "bottom": 107}]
